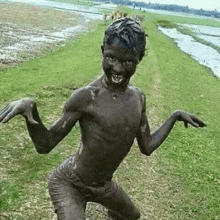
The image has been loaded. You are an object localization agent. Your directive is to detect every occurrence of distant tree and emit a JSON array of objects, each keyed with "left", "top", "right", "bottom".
[{"left": 98, "top": 0, "right": 220, "bottom": 18}]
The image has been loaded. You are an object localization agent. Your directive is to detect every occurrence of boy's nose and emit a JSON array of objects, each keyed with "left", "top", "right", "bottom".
[{"left": 113, "top": 62, "right": 125, "bottom": 73}]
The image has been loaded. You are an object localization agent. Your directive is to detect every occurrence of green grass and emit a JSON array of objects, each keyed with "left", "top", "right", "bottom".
[
  {"left": 136, "top": 11, "right": 220, "bottom": 219},
  {"left": 0, "top": 20, "right": 104, "bottom": 102},
  {"left": 147, "top": 10, "right": 220, "bottom": 27},
  {"left": 0, "top": 20, "right": 106, "bottom": 218},
  {"left": 1, "top": 7, "right": 220, "bottom": 220},
  {"left": 118, "top": 7, "right": 220, "bottom": 218},
  {"left": 0, "top": 180, "right": 24, "bottom": 211},
  {"left": 157, "top": 19, "right": 177, "bottom": 28}
]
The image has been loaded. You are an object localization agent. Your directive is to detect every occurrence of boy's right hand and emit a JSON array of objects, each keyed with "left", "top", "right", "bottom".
[{"left": 0, "top": 98, "right": 38, "bottom": 125}]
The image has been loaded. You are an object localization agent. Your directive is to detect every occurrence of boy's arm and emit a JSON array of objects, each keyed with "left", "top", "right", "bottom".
[
  {"left": 136, "top": 95, "right": 206, "bottom": 156},
  {"left": 0, "top": 89, "right": 88, "bottom": 153},
  {"left": 26, "top": 99, "right": 82, "bottom": 154}
]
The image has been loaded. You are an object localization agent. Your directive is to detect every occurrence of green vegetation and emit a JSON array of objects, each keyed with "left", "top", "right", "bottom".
[
  {"left": 134, "top": 11, "right": 220, "bottom": 219},
  {"left": 0, "top": 20, "right": 105, "bottom": 219},
  {"left": 157, "top": 20, "right": 177, "bottom": 28},
  {"left": 0, "top": 180, "right": 24, "bottom": 211},
  {"left": 148, "top": 11, "right": 220, "bottom": 27},
  {"left": 1, "top": 6, "right": 220, "bottom": 220}
]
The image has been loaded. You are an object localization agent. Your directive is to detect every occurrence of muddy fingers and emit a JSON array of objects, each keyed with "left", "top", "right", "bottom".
[{"left": 25, "top": 111, "right": 39, "bottom": 125}]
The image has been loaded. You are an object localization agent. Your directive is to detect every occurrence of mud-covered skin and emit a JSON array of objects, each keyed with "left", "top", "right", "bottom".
[
  {"left": 73, "top": 77, "right": 144, "bottom": 186},
  {"left": 0, "top": 20, "right": 206, "bottom": 219},
  {"left": 102, "top": 38, "right": 140, "bottom": 88},
  {"left": 48, "top": 155, "right": 140, "bottom": 220}
]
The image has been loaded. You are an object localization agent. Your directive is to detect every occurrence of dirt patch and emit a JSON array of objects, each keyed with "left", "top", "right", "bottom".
[{"left": 0, "top": 2, "right": 90, "bottom": 69}]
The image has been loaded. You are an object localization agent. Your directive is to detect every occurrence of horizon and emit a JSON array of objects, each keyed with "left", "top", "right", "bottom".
[{"left": 130, "top": 0, "right": 220, "bottom": 11}]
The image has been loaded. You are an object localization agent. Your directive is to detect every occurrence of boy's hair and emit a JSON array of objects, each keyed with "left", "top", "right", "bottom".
[{"left": 102, "top": 17, "right": 147, "bottom": 61}]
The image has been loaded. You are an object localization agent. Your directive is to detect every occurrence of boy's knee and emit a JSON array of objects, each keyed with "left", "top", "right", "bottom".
[
  {"left": 130, "top": 209, "right": 141, "bottom": 220},
  {"left": 127, "top": 207, "right": 141, "bottom": 220}
]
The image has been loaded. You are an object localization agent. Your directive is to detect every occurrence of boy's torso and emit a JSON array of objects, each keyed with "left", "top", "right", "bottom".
[{"left": 71, "top": 77, "right": 144, "bottom": 186}]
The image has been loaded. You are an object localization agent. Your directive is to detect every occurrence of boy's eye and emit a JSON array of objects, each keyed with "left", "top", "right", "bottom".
[
  {"left": 106, "top": 56, "right": 117, "bottom": 64},
  {"left": 105, "top": 57, "right": 135, "bottom": 67},
  {"left": 124, "top": 60, "right": 134, "bottom": 66}
]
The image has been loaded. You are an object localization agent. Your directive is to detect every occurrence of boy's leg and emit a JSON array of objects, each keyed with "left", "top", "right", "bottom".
[
  {"left": 93, "top": 181, "right": 140, "bottom": 220},
  {"left": 48, "top": 173, "right": 87, "bottom": 220}
]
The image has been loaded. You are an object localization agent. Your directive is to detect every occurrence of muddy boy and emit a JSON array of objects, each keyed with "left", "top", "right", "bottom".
[{"left": 0, "top": 18, "right": 205, "bottom": 219}]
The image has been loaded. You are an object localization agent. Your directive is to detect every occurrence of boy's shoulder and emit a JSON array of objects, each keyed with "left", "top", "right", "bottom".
[
  {"left": 128, "top": 84, "right": 145, "bottom": 97},
  {"left": 128, "top": 84, "right": 146, "bottom": 109},
  {"left": 70, "top": 85, "right": 99, "bottom": 100},
  {"left": 67, "top": 76, "right": 106, "bottom": 104},
  {"left": 65, "top": 85, "right": 98, "bottom": 112}
]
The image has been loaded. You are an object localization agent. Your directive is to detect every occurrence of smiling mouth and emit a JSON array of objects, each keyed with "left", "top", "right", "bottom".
[{"left": 111, "top": 74, "right": 124, "bottom": 84}]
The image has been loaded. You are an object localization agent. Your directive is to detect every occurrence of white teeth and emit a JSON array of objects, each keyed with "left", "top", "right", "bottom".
[{"left": 111, "top": 75, "right": 123, "bottom": 84}]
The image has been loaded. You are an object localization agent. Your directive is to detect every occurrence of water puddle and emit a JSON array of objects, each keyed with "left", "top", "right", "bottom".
[
  {"left": 2, "top": 0, "right": 116, "bottom": 19},
  {"left": 0, "top": 0, "right": 117, "bottom": 65},
  {"left": 158, "top": 26, "right": 220, "bottom": 77},
  {"left": 0, "top": 21, "right": 87, "bottom": 64}
]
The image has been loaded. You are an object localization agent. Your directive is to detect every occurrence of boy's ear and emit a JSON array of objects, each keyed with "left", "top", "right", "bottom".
[
  {"left": 101, "top": 45, "right": 104, "bottom": 54},
  {"left": 139, "top": 51, "right": 145, "bottom": 62}
]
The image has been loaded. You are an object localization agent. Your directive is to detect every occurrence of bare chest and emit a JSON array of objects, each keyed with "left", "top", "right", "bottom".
[{"left": 85, "top": 90, "right": 142, "bottom": 133}]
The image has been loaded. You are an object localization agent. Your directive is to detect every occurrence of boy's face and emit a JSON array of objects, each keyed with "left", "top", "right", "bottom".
[{"left": 102, "top": 38, "right": 141, "bottom": 86}]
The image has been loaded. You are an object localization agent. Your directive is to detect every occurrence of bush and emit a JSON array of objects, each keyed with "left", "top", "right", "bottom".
[{"left": 157, "top": 19, "right": 177, "bottom": 28}]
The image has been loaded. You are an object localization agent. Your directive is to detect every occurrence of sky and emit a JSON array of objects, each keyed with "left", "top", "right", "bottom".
[{"left": 132, "top": 0, "right": 220, "bottom": 11}]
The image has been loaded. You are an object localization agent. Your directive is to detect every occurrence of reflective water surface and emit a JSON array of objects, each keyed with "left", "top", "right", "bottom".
[
  {"left": 183, "top": 24, "right": 220, "bottom": 47},
  {"left": 159, "top": 26, "right": 220, "bottom": 77},
  {"left": 1, "top": 0, "right": 116, "bottom": 20}
]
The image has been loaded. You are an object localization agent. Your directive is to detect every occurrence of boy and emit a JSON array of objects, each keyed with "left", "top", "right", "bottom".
[{"left": 0, "top": 18, "right": 205, "bottom": 219}]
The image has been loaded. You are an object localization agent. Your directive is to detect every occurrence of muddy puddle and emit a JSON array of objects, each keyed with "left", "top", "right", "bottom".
[
  {"left": 0, "top": 1, "right": 109, "bottom": 69},
  {"left": 0, "top": 21, "right": 87, "bottom": 65}
]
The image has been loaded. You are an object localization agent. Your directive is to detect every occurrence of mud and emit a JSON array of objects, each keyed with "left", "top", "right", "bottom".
[{"left": 0, "top": 2, "right": 100, "bottom": 69}]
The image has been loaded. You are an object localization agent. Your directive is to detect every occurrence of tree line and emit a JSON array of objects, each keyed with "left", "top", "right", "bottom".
[{"left": 100, "top": 0, "right": 220, "bottom": 18}]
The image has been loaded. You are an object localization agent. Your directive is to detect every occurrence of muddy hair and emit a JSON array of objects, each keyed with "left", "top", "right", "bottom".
[{"left": 102, "top": 17, "right": 147, "bottom": 61}]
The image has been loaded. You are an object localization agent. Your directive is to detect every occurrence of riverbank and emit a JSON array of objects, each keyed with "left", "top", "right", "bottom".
[
  {"left": 147, "top": 9, "right": 220, "bottom": 78},
  {"left": 158, "top": 26, "right": 220, "bottom": 77}
]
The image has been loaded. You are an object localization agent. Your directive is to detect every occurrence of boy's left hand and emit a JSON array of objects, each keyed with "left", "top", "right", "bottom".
[{"left": 174, "top": 111, "right": 206, "bottom": 128}]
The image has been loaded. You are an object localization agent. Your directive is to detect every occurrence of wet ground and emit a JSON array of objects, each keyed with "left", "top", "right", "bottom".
[
  {"left": 0, "top": 20, "right": 85, "bottom": 65},
  {"left": 159, "top": 25, "right": 220, "bottom": 77},
  {"left": 0, "top": 1, "right": 107, "bottom": 69},
  {"left": 183, "top": 24, "right": 220, "bottom": 47},
  {"left": 1, "top": 0, "right": 219, "bottom": 77}
]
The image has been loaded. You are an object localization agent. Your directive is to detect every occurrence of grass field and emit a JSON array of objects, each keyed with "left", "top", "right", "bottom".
[{"left": 0, "top": 4, "right": 220, "bottom": 220}]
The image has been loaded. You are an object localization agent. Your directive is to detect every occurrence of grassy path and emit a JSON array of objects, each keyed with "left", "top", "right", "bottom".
[
  {"left": 140, "top": 12, "right": 220, "bottom": 219},
  {"left": 1, "top": 8, "right": 220, "bottom": 220}
]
